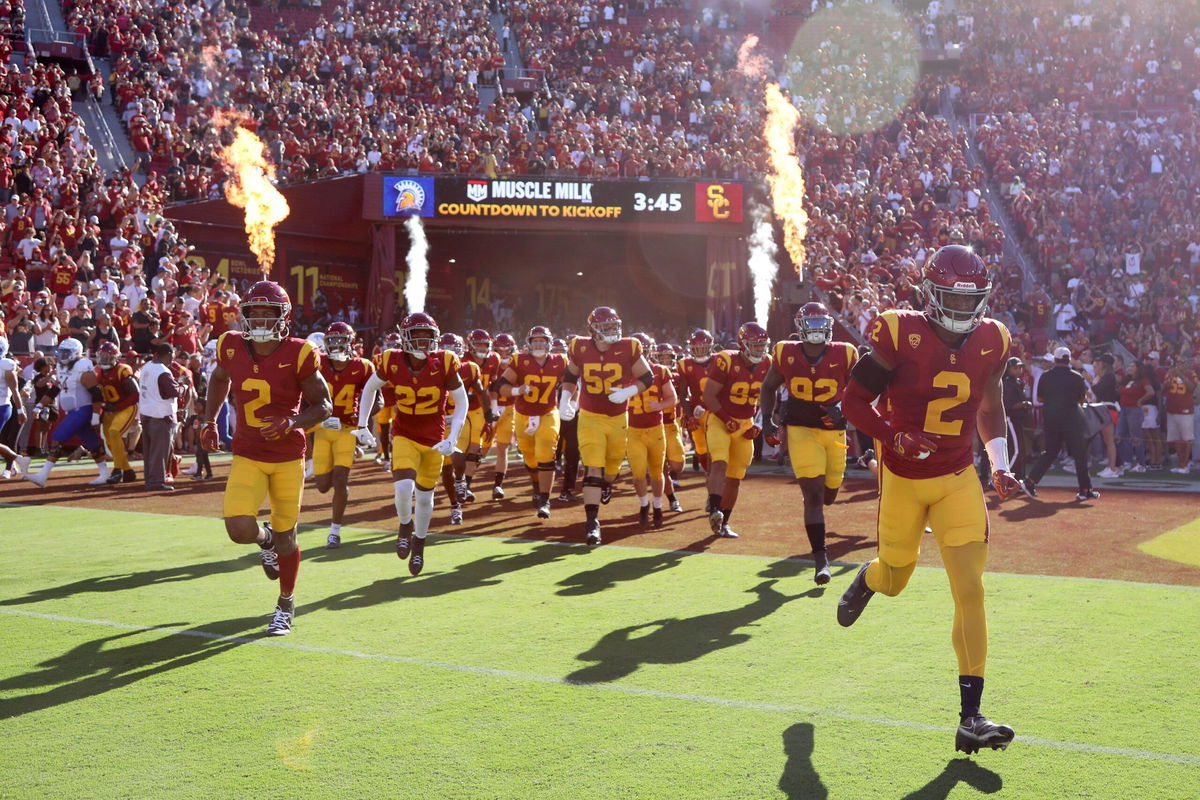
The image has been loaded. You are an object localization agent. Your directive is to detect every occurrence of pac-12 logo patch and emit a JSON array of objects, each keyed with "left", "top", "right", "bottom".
[{"left": 908, "top": 333, "right": 922, "bottom": 349}]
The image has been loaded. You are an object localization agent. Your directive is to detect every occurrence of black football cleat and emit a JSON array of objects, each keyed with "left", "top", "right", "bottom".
[
  {"left": 266, "top": 596, "right": 294, "bottom": 636},
  {"left": 259, "top": 522, "right": 279, "bottom": 581},
  {"left": 105, "top": 470, "right": 124, "bottom": 485},
  {"left": 396, "top": 520, "right": 414, "bottom": 560},
  {"left": 1076, "top": 490, "right": 1100, "bottom": 501},
  {"left": 1022, "top": 479, "right": 1038, "bottom": 498},
  {"left": 122, "top": 469, "right": 137, "bottom": 483},
  {"left": 408, "top": 536, "right": 426, "bottom": 576},
  {"left": 638, "top": 505, "right": 650, "bottom": 527},
  {"left": 652, "top": 507, "right": 664, "bottom": 529},
  {"left": 837, "top": 562, "right": 875, "bottom": 627},
  {"left": 955, "top": 715, "right": 1015, "bottom": 754},
  {"left": 814, "top": 550, "right": 831, "bottom": 585},
  {"left": 585, "top": 520, "right": 602, "bottom": 546},
  {"left": 557, "top": 490, "right": 581, "bottom": 503},
  {"left": 536, "top": 498, "right": 551, "bottom": 519},
  {"left": 668, "top": 497, "right": 683, "bottom": 513}
]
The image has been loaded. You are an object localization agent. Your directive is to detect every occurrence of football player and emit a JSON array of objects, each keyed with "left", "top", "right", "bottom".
[
  {"left": 303, "top": 331, "right": 327, "bottom": 479},
  {"left": 201, "top": 280, "right": 332, "bottom": 636},
  {"left": 438, "top": 332, "right": 492, "bottom": 525},
  {"left": 94, "top": 341, "right": 141, "bottom": 484},
  {"left": 701, "top": 323, "right": 771, "bottom": 538},
  {"left": 654, "top": 342, "right": 686, "bottom": 512},
  {"left": 495, "top": 325, "right": 568, "bottom": 519},
  {"left": 625, "top": 333, "right": 678, "bottom": 528},
  {"left": 371, "top": 331, "right": 404, "bottom": 466},
  {"left": 679, "top": 329, "right": 716, "bottom": 475},
  {"left": 316, "top": 322, "right": 375, "bottom": 548},
  {"left": 760, "top": 302, "right": 859, "bottom": 583},
  {"left": 551, "top": 337, "right": 581, "bottom": 500},
  {"left": 24, "top": 338, "right": 113, "bottom": 487},
  {"left": 484, "top": 332, "right": 518, "bottom": 499},
  {"left": 463, "top": 329, "right": 502, "bottom": 499},
  {"left": 558, "top": 306, "right": 655, "bottom": 545},
  {"left": 838, "top": 245, "right": 1022, "bottom": 754},
  {"left": 358, "top": 312, "right": 467, "bottom": 576}
]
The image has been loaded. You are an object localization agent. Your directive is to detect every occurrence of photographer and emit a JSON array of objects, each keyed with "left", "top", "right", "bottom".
[
  {"left": 1027, "top": 347, "right": 1099, "bottom": 501},
  {"left": 1001, "top": 357, "right": 1033, "bottom": 483}
]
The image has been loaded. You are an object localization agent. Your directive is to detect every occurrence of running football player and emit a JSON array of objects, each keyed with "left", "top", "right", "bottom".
[
  {"left": 358, "top": 313, "right": 467, "bottom": 575},
  {"left": 484, "top": 332, "right": 518, "bottom": 499},
  {"left": 653, "top": 342, "right": 686, "bottom": 512},
  {"left": 558, "top": 306, "right": 655, "bottom": 545},
  {"left": 679, "top": 329, "right": 715, "bottom": 476},
  {"left": 759, "top": 302, "right": 858, "bottom": 583},
  {"left": 494, "top": 325, "right": 568, "bottom": 519},
  {"left": 838, "top": 245, "right": 1022, "bottom": 754},
  {"left": 371, "top": 331, "right": 404, "bottom": 466},
  {"left": 438, "top": 332, "right": 491, "bottom": 525},
  {"left": 316, "top": 322, "right": 375, "bottom": 548},
  {"left": 625, "top": 333, "right": 677, "bottom": 528},
  {"left": 24, "top": 338, "right": 113, "bottom": 487},
  {"left": 201, "top": 280, "right": 331, "bottom": 636},
  {"left": 701, "top": 322, "right": 771, "bottom": 539}
]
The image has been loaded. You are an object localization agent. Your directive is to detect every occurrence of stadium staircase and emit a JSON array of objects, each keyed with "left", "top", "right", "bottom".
[{"left": 26, "top": 0, "right": 137, "bottom": 177}]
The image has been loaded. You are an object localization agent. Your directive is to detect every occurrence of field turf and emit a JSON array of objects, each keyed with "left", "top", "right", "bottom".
[{"left": 1, "top": 505, "right": 1198, "bottom": 799}]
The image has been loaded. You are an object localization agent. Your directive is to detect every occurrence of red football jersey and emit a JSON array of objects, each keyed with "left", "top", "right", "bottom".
[
  {"left": 568, "top": 336, "right": 645, "bottom": 417},
  {"left": 866, "top": 309, "right": 1010, "bottom": 479},
  {"left": 665, "top": 369, "right": 686, "bottom": 424},
  {"left": 448, "top": 359, "right": 482, "bottom": 413},
  {"left": 372, "top": 350, "right": 398, "bottom": 412},
  {"left": 628, "top": 363, "right": 672, "bottom": 429},
  {"left": 378, "top": 349, "right": 462, "bottom": 446},
  {"left": 1164, "top": 373, "right": 1196, "bottom": 415},
  {"left": 509, "top": 352, "right": 567, "bottom": 416},
  {"left": 678, "top": 356, "right": 710, "bottom": 414},
  {"left": 95, "top": 362, "right": 139, "bottom": 410},
  {"left": 321, "top": 356, "right": 375, "bottom": 427},
  {"left": 706, "top": 350, "right": 771, "bottom": 420},
  {"left": 772, "top": 340, "right": 859, "bottom": 428},
  {"left": 469, "top": 351, "right": 511, "bottom": 408},
  {"left": 217, "top": 331, "right": 321, "bottom": 462}
]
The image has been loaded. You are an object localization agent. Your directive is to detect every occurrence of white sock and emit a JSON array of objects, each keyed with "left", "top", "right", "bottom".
[
  {"left": 97, "top": 461, "right": 111, "bottom": 479},
  {"left": 652, "top": 496, "right": 662, "bottom": 509},
  {"left": 639, "top": 495, "right": 650, "bottom": 507},
  {"left": 413, "top": 488, "right": 435, "bottom": 539},
  {"left": 37, "top": 462, "right": 53, "bottom": 480},
  {"left": 394, "top": 479, "right": 414, "bottom": 523},
  {"left": 329, "top": 523, "right": 341, "bottom": 536}
]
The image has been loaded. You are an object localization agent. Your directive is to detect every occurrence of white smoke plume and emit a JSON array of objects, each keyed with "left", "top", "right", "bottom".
[
  {"left": 748, "top": 201, "right": 779, "bottom": 328},
  {"left": 403, "top": 215, "right": 430, "bottom": 314}
]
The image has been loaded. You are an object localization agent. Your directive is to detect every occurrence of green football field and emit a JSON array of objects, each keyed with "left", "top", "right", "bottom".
[{"left": 1, "top": 505, "right": 1197, "bottom": 799}]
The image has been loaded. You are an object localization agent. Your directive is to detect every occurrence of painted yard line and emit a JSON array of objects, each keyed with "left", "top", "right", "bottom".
[
  {"left": 2, "top": 607, "right": 1197, "bottom": 766},
  {"left": 2, "top": 502, "right": 1199, "bottom": 593}
]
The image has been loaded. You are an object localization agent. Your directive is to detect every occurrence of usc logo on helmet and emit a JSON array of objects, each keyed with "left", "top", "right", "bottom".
[{"left": 706, "top": 185, "right": 730, "bottom": 219}]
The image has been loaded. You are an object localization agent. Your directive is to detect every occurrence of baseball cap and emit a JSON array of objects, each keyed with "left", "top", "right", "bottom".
[
  {"left": 1007, "top": 356, "right": 1024, "bottom": 367},
  {"left": 1053, "top": 346, "right": 1072, "bottom": 361}
]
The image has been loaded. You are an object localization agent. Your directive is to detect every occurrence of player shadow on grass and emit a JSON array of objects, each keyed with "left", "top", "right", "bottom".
[
  {"left": 759, "top": 558, "right": 857, "bottom": 581},
  {"left": 0, "top": 615, "right": 261, "bottom": 718},
  {"left": 991, "top": 497, "right": 1078, "bottom": 522},
  {"left": 566, "top": 580, "right": 822, "bottom": 683},
  {"left": 0, "top": 555, "right": 257, "bottom": 606},
  {"left": 778, "top": 722, "right": 827, "bottom": 800},
  {"left": 309, "top": 541, "right": 583, "bottom": 610},
  {"left": 554, "top": 536, "right": 715, "bottom": 596},
  {"left": 898, "top": 758, "right": 1002, "bottom": 799}
]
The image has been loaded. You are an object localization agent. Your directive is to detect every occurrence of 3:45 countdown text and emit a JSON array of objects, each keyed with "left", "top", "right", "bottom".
[{"left": 632, "top": 192, "right": 683, "bottom": 213}]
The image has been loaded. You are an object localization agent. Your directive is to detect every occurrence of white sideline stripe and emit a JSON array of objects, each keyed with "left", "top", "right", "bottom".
[
  {"left": 3, "top": 502, "right": 1199, "bottom": 593},
  {"left": 3, "top": 607, "right": 1198, "bottom": 766}
]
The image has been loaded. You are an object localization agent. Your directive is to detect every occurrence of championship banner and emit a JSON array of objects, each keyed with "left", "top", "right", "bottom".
[{"left": 381, "top": 177, "right": 747, "bottom": 225}]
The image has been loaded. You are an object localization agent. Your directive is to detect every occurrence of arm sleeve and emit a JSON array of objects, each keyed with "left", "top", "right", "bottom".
[
  {"left": 445, "top": 383, "right": 469, "bottom": 443},
  {"left": 357, "top": 371, "right": 386, "bottom": 430}
]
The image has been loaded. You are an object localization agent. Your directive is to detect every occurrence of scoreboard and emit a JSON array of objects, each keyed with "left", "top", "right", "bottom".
[{"left": 378, "top": 176, "right": 748, "bottom": 228}]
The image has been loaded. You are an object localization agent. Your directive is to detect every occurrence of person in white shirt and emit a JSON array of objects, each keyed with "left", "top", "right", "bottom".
[{"left": 138, "top": 343, "right": 182, "bottom": 490}]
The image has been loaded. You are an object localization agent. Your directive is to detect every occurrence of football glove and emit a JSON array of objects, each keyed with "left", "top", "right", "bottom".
[
  {"left": 524, "top": 415, "right": 540, "bottom": 436},
  {"left": 607, "top": 384, "right": 639, "bottom": 404},
  {"left": 558, "top": 394, "right": 576, "bottom": 422},
  {"left": 893, "top": 430, "right": 937, "bottom": 460},
  {"left": 692, "top": 406, "right": 706, "bottom": 419},
  {"left": 320, "top": 416, "right": 342, "bottom": 431},
  {"left": 683, "top": 414, "right": 699, "bottom": 431},
  {"left": 354, "top": 427, "right": 378, "bottom": 448},
  {"left": 261, "top": 416, "right": 294, "bottom": 441},
  {"left": 742, "top": 424, "right": 761, "bottom": 440},
  {"left": 992, "top": 470, "right": 1023, "bottom": 501},
  {"left": 717, "top": 412, "right": 740, "bottom": 433},
  {"left": 200, "top": 421, "right": 221, "bottom": 452},
  {"left": 432, "top": 439, "right": 456, "bottom": 457},
  {"left": 820, "top": 403, "right": 845, "bottom": 429},
  {"left": 511, "top": 384, "right": 531, "bottom": 396}
]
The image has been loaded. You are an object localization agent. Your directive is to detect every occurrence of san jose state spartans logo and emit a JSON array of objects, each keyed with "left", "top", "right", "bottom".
[{"left": 393, "top": 179, "right": 426, "bottom": 214}]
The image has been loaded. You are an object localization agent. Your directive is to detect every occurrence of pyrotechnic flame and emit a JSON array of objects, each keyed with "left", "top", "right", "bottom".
[
  {"left": 221, "top": 127, "right": 289, "bottom": 276},
  {"left": 403, "top": 216, "right": 430, "bottom": 314},
  {"left": 763, "top": 83, "right": 808, "bottom": 277},
  {"left": 737, "top": 34, "right": 769, "bottom": 78},
  {"left": 747, "top": 201, "right": 779, "bottom": 328}
]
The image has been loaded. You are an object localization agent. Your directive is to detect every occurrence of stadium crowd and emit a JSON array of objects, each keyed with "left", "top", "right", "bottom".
[{"left": 0, "top": 0, "right": 1198, "bottom": 485}]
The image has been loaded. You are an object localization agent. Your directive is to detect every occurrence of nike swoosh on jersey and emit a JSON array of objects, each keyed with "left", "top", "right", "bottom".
[
  {"left": 278, "top": 363, "right": 293, "bottom": 368},
  {"left": 980, "top": 349, "right": 994, "bottom": 355}
]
